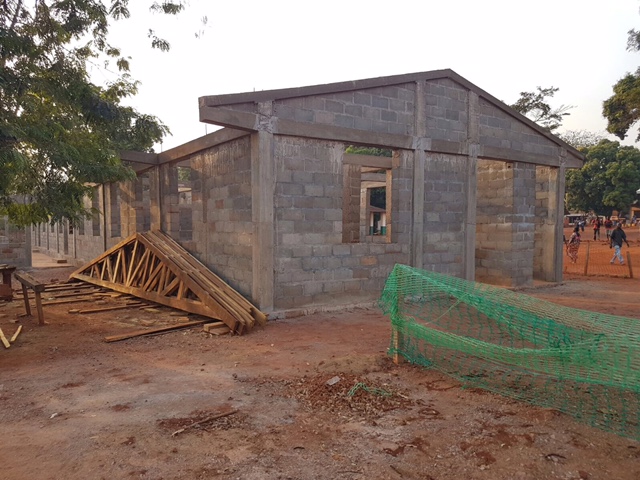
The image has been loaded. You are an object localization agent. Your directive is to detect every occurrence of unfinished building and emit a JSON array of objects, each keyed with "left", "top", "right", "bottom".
[{"left": 30, "top": 69, "right": 584, "bottom": 315}]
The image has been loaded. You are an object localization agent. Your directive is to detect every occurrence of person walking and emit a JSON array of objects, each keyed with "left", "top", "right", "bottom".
[
  {"left": 609, "top": 224, "right": 630, "bottom": 265},
  {"left": 566, "top": 226, "right": 581, "bottom": 264}
]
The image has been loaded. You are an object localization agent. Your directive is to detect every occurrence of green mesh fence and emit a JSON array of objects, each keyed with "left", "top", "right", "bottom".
[{"left": 379, "top": 264, "right": 640, "bottom": 441}]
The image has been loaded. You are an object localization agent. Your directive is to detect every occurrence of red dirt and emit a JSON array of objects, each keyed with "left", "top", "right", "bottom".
[{"left": 1, "top": 258, "right": 640, "bottom": 479}]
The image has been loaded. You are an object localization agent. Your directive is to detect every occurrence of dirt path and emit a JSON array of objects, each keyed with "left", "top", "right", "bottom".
[{"left": 1, "top": 266, "right": 639, "bottom": 480}]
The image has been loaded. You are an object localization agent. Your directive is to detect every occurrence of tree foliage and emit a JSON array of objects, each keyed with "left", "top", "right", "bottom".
[
  {"left": 0, "top": 1, "right": 185, "bottom": 226},
  {"left": 602, "top": 26, "right": 640, "bottom": 141},
  {"left": 510, "top": 86, "right": 572, "bottom": 132},
  {"left": 565, "top": 140, "right": 640, "bottom": 215},
  {"left": 558, "top": 130, "right": 607, "bottom": 150}
]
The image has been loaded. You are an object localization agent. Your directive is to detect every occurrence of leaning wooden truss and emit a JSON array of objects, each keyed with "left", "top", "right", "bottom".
[{"left": 69, "top": 230, "right": 266, "bottom": 334}]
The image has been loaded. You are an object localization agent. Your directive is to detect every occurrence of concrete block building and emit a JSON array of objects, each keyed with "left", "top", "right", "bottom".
[{"left": 32, "top": 70, "right": 584, "bottom": 315}]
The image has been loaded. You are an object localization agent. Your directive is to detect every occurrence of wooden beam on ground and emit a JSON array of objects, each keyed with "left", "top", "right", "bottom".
[
  {"left": 0, "top": 328, "right": 10, "bottom": 348},
  {"left": 42, "top": 298, "right": 95, "bottom": 306},
  {"left": 10, "top": 325, "right": 22, "bottom": 343},
  {"left": 104, "top": 320, "right": 208, "bottom": 343},
  {"left": 76, "top": 303, "right": 147, "bottom": 314}
]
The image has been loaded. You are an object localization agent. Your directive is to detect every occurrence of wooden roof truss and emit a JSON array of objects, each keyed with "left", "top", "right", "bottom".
[{"left": 70, "top": 231, "right": 266, "bottom": 334}]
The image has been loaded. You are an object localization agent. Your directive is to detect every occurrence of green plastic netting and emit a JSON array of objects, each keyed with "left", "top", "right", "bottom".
[{"left": 379, "top": 264, "right": 640, "bottom": 441}]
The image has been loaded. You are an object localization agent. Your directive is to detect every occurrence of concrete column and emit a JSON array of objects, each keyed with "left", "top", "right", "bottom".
[
  {"left": 464, "top": 91, "right": 479, "bottom": 281},
  {"left": 411, "top": 80, "right": 427, "bottom": 269},
  {"left": 343, "top": 164, "right": 361, "bottom": 243},
  {"left": 411, "top": 150, "right": 425, "bottom": 268},
  {"left": 535, "top": 164, "right": 563, "bottom": 282},
  {"left": 24, "top": 226, "right": 32, "bottom": 267},
  {"left": 251, "top": 101, "right": 275, "bottom": 311},
  {"left": 148, "top": 166, "right": 162, "bottom": 231},
  {"left": 552, "top": 154, "right": 566, "bottom": 282}
]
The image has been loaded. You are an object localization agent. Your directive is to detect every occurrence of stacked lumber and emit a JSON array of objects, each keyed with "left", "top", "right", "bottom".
[{"left": 69, "top": 230, "right": 266, "bottom": 335}]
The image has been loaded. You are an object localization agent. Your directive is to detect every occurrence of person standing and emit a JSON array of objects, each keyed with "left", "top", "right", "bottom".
[
  {"left": 592, "top": 216, "right": 601, "bottom": 241},
  {"left": 604, "top": 216, "right": 613, "bottom": 240},
  {"left": 609, "top": 224, "right": 630, "bottom": 265}
]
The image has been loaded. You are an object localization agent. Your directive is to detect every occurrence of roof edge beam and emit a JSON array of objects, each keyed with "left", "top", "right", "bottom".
[
  {"left": 158, "top": 128, "right": 250, "bottom": 165},
  {"left": 199, "top": 106, "right": 259, "bottom": 132}
]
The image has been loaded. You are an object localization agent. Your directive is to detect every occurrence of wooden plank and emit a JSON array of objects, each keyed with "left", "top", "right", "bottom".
[
  {"left": 113, "top": 249, "right": 123, "bottom": 284},
  {"left": 0, "top": 328, "right": 10, "bottom": 348},
  {"left": 160, "top": 276, "right": 181, "bottom": 296},
  {"left": 127, "top": 247, "right": 149, "bottom": 287},
  {"left": 104, "top": 320, "right": 208, "bottom": 343},
  {"left": 126, "top": 240, "right": 140, "bottom": 285},
  {"left": 10, "top": 325, "right": 22, "bottom": 342},
  {"left": 43, "top": 283, "right": 96, "bottom": 292},
  {"left": 20, "top": 283, "right": 31, "bottom": 316},
  {"left": 34, "top": 290, "right": 45, "bottom": 325},
  {"left": 14, "top": 271, "right": 45, "bottom": 292},
  {"left": 77, "top": 303, "right": 147, "bottom": 314},
  {"left": 42, "top": 298, "right": 94, "bottom": 306}
]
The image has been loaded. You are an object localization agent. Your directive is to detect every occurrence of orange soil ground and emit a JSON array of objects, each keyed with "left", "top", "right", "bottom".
[{"left": 1, "top": 241, "right": 640, "bottom": 480}]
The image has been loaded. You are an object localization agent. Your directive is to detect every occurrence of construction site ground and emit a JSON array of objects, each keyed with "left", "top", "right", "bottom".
[{"left": 2, "top": 239, "right": 640, "bottom": 480}]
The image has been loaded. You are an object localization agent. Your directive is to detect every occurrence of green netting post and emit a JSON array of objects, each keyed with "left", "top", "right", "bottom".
[
  {"left": 391, "top": 266, "right": 403, "bottom": 365},
  {"left": 583, "top": 242, "right": 590, "bottom": 276}
]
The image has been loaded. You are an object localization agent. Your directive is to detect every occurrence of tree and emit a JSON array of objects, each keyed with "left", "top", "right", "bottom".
[
  {"left": 558, "top": 130, "right": 607, "bottom": 149},
  {"left": 0, "top": 1, "right": 186, "bottom": 227},
  {"left": 602, "top": 25, "right": 640, "bottom": 141},
  {"left": 565, "top": 140, "right": 640, "bottom": 215},
  {"left": 510, "top": 86, "right": 572, "bottom": 132}
]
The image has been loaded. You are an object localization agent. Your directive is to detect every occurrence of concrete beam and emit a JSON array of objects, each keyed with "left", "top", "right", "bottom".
[
  {"left": 199, "top": 106, "right": 259, "bottom": 132},
  {"left": 361, "top": 173, "right": 387, "bottom": 182},
  {"left": 120, "top": 151, "right": 158, "bottom": 165},
  {"left": 275, "top": 118, "right": 414, "bottom": 150},
  {"left": 343, "top": 153, "right": 393, "bottom": 169},
  {"left": 480, "top": 145, "right": 582, "bottom": 169},
  {"left": 158, "top": 129, "right": 249, "bottom": 164}
]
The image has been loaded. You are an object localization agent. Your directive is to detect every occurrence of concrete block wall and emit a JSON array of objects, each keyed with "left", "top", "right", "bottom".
[
  {"left": 534, "top": 166, "right": 552, "bottom": 278},
  {"left": 478, "top": 99, "right": 558, "bottom": 157},
  {"left": 273, "top": 136, "right": 411, "bottom": 310},
  {"left": 476, "top": 160, "right": 515, "bottom": 286},
  {"left": 189, "top": 137, "right": 253, "bottom": 298},
  {"left": 422, "top": 153, "right": 467, "bottom": 277},
  {"left": 159, "top": 163, "right": 180, "bottom": 240},
  {"left": 0, "top": 217, "right": 30, "bottom": 267},
  {"left": 511, "top": 162, "right": 536, "bottom": 286},
  {"left": 424, "top": 79, "right": 469, "bottom": 143},
  {"left": 476, "top": 160, "right": 536, "bottom": 286},
  {"left": 273, "top": 84, "right": 416, "bottom": 136},
  {"left": 32, "top": 184, "right": 119, "bottom": 266},
  {"left": 392, "top": 150, "right": 414, "bottom": 242}
]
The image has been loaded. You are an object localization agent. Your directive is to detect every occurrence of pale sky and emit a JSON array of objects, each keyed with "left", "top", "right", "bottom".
[{"left": 98, "top": 0, "right": 640, "bottom": 151}]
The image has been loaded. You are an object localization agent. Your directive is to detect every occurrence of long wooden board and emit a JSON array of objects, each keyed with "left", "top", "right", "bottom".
[{"left": 104, "top": 320, "right": 208, "bottom": 343}]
